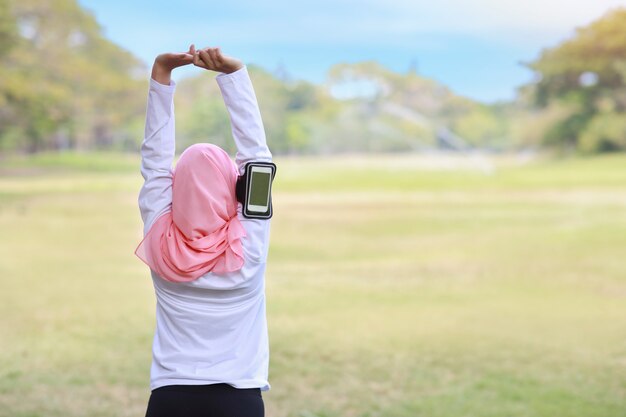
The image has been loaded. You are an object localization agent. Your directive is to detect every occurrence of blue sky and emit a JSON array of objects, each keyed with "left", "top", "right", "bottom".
[{"left": 78, "top": 0, "right": 626, "bottom": 103}]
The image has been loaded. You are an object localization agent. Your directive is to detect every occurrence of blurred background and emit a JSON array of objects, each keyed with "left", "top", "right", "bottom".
[{"left": 1, "top": 0, "right": 625, "bottom": 416}]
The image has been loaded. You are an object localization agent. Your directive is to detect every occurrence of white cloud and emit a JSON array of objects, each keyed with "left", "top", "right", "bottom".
[
  {"left": 336, "top": 0, "right": 626, "bottom": 33},
  {"left": 79, "top": 0, "right": 626, "bottom": 101},
  {"left": 84, "top": 0, "right": 626, "bottom": 49},
  {"left": 158, "top": 0, "right": 626, "bottom": 49}
]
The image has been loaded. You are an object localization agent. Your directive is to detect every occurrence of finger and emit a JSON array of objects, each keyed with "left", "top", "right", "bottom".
[
  {"left": 199, "top": 49, "right": 216, "bottom": 69},
  {"left": 214, "top": 48, "right": 224, "bottom": 63},
  {"left": 194, "top": 53, "right": 208, "bottom": 69},
  {"left": 208, "top": 48, "right": 220, "bottom": 65},
  {"left": 190, "top": 44, "right": 200, "bottom": 65},
  {"left": 194, "top": 56, "right": 207, "bottom": 68},
  {"left": 193, "top": 49, "right": 202, "bottom": 67},
  {"left": 199, "top": 47, "right": 213, "bottom": 57}
]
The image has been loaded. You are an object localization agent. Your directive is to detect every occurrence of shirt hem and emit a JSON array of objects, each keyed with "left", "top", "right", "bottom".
[{"left": 150, "top": 377, "right": 271, "bottom": 392}]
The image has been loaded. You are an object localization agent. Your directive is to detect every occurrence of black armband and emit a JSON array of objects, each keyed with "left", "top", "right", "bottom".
[{"left": 236, "top": 162, "right": 277, "bottom": 219}]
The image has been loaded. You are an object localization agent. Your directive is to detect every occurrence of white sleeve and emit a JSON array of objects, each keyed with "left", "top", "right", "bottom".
[
  {"left": 216, "top": 65, "right": 273, "bottom": 263},
  {"left": 137, "top": 77, "right": 177, "bottom": 236},
  {"left": 216, "top": 65, "right": 272, "bottom": 174}
]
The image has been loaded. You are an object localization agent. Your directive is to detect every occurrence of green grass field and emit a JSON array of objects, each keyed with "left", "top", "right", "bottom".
[{"left": 0, "top": 152, "right": 625, "bottom": 417}]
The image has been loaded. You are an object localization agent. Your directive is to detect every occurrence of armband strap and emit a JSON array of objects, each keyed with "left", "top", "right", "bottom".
[{"left": 235, "top": 174, "right": 246, "bottom": 204}]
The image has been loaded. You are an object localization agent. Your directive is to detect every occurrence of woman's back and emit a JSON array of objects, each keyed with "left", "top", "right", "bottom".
[
  {"left": 148, "top": 211, "right": 271, "bottom": 391},
  {"left": 135, "top": 61, "right": 273, "bottom": 394}
]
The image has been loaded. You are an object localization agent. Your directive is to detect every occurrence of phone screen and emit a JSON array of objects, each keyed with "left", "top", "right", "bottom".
[{"left": 249, "top": 171, "right": 271, "bottom": 208}]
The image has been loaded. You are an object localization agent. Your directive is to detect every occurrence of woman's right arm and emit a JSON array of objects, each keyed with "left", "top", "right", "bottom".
[
  {"left": 193, "top": 46, "right": 272, "bottom": 173},
  {"left": 216, "top": 63, "right": 273, "bottom": 263},
  {"left": 216, "top": 65, "right": 272, "bottom": 174},
  {"left": 194, "top": 46, "right": 273, "bottom": 263}
]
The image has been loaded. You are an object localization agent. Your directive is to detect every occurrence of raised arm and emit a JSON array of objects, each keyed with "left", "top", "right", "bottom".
[
  {"left": 194, "top": 46, "right": 272, "bottom": 174},
  {"left": 216, "top": 66, "right": 272, "bottom": 173},
  {"left": 138, "top": 48, "right": 194, "bottom": 235},
  {"left": 193, "top": 46, "right": 273, "bottom": 263},
  {"left": 137, "top": 78, "right": 176, "bottom": 235}
]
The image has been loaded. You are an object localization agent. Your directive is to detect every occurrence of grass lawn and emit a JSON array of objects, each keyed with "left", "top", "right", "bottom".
[{"left": 0, "top": 151, "right": 625, "bottom": 417}]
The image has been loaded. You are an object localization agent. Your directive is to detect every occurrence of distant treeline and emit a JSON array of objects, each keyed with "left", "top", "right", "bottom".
[{"left": 1, "top": 0, "right": 625, "bottom": 154}]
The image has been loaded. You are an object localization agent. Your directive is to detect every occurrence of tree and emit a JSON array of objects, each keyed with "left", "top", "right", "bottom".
[
  {"left": 0, "top": 0, "right": 146, "bottom": 153},
  {"left": 525, "top": 7, "right": 626, "bottom": 152}
]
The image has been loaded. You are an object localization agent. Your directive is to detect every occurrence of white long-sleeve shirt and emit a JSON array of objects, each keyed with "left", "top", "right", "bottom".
[{"left": 137, "top": 65, "right": 272, "bottom": 392}]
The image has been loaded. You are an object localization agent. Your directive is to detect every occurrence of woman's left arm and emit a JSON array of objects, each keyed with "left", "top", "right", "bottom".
[
  {"left": 138, "top": 49, "right": 193, "bottom": 235},
  {"left": 137, "top": 77, "right": 177, "bottom": 235}
]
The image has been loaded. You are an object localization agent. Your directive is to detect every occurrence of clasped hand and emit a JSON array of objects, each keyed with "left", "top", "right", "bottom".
[{"left": 152, "top": 44, "right": 243, "bottom": 85}]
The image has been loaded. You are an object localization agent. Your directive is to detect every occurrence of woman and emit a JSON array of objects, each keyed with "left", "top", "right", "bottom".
[{"left": 134, "top": 44, "right": 272, "bottom": 417}]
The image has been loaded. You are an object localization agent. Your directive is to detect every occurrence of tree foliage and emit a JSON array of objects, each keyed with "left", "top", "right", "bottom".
[
  {"left": 0, "top": 0, "right": 146, "bottom": 153},
  {"left": 0, "top": 0, "right": 515, "bottom": 155},
  {"left": 525, "top": 7, "right": 626, "bottom": 152}
]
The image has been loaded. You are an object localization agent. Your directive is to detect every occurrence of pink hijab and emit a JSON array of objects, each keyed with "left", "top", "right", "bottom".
[{"left": 134, "top": 143, "right": 246, "bottom": 283}]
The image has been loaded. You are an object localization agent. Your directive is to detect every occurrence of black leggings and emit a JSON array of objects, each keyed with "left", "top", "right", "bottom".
[{"left": 145, "top": 383, "right": 264, "bottom": 417}]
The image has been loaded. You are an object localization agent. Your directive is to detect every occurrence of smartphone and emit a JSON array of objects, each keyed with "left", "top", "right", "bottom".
[
  {"left": 246, "top": 165, "right": 273, "bottom": 213},
  {"left": 236, "top": 162, "right": 276, "bottom": 219}
]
